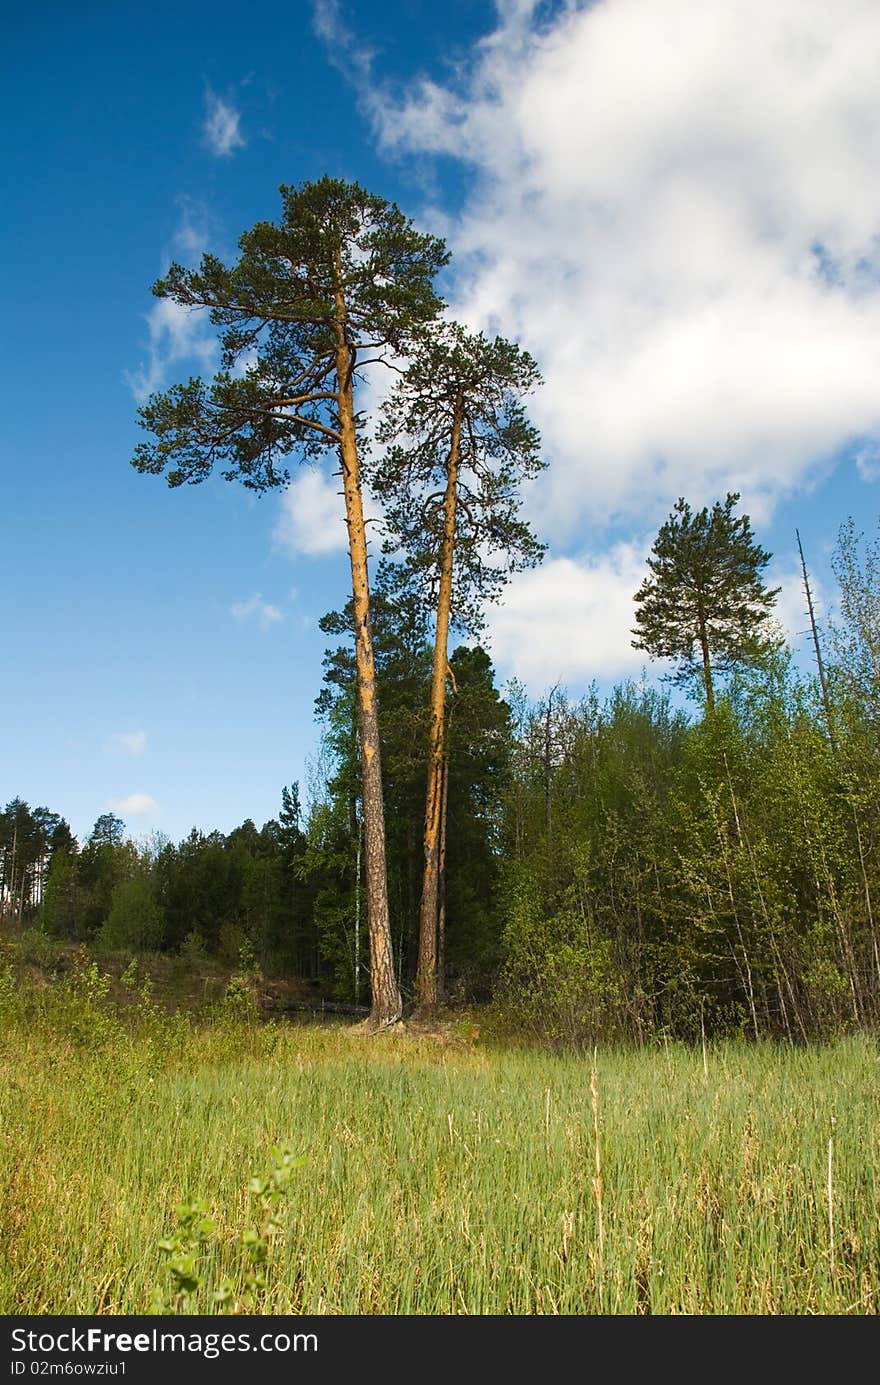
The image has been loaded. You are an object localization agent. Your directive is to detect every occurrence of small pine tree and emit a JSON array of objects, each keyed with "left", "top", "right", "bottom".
[{"left": 632, "top": 493, "right": 779, "bottom": 711}]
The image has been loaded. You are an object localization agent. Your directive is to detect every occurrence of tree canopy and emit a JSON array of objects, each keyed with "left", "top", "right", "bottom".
[
  {"left": 133, "top": 177, "right": 449, "bottom": 489},
  {"left": 372, "top": 322, "right": 544, "bottom": 632}
]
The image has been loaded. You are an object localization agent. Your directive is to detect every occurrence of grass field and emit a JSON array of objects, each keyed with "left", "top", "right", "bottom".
[{"left": 1, "top": 947, "right": 879, "bottom": 1314}]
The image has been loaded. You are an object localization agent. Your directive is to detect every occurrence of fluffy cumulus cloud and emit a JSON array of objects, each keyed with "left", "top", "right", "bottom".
[
  {"left": 273, "top": 469, "right": 350, "bottom": 557},
  {"left": 370, "top": 0, "right": 880, "bottom": 541},
  {"left": 307, "top": 0, "right": 880, "bottom": 687},
  {"left": 105, "top": 730, "right": 147, "bottom": 756},
  {"left": 202, "top": 89, "right": 246, "bottom": 157},
  {"left": 230, "top": 594, "right": 285, "bottom": 631},
  {"left": 109, "top": 793, "right": 159, "bottom": 817},
  {"left": 486, "top": 544, "right": 652, "bottom": 685}
]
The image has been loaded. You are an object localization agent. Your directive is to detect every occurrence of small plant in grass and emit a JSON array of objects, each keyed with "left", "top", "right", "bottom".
[
  {"left": 219, "top": 1145, "right": 305, "bottom": 1310},
  {"left": 151, "top": 1201, "right": 217, "bottom": 1314},
  {"left": 119, "top": 957, "right": 139, "bottom": 990},
  {"left": 56, "top": 951, "right": 126, "bottom": 1050},
  {"left": 153, "top": 1146, "right": 304, "bottom": 1313},
  {"left": 116, "top": 956, "right": 180, "bottom": 1060},
  {"left": 71, "top": 951, "right": 113, "bottom": 1007}
]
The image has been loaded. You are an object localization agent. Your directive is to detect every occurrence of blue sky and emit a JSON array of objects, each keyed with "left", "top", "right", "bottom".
[{"left": 4, "top": 0, "right": 880, "bottom": 845}]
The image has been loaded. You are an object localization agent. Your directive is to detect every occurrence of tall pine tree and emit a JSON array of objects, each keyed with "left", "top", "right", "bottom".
[
  {"left": 371, "top": 323, "right": 543, "bottom": 1011},
  {"left": 131, "top": 178, "right": 448, "bottom": 1029}
]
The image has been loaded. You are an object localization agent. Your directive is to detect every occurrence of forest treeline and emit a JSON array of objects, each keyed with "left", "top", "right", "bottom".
[
  {"left": 5, "top": 176, "right": 880, "bottom": 1044},
  {"left": 4, "top": 515, "right": 880, "bottom": 1043}
]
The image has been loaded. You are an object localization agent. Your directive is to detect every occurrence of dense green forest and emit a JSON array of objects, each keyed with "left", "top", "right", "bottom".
[{"left": 4, "top": 514, "right": 880, "bottom": 1044}]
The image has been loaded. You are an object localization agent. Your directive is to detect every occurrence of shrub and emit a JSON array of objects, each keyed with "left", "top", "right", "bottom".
[{"left": 96, "top": 877, "right": 165, "bottom": 953}]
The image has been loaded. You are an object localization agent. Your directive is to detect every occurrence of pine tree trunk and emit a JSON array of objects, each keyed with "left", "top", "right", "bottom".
[
  {"left": 436, "top": 753, "right": 449, "bottom": 1005},
  {"left": 697, "top": 604, "right": 714, "bottom": 713},
  {"left": 416, "top": 396, "right": 463, "bottom": 1013},
  {"left": 333, "top": 283, "right": 401, "bottom": 1030}
]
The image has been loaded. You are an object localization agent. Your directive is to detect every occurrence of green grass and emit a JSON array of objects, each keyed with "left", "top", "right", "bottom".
[{"left": 1, "top": 950, "right": 879, "bottom": 1313}]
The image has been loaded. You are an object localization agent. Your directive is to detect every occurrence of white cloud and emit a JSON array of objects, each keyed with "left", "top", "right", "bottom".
[
  {"left": 230, "top": 593, "right": 285, "bottom": 631},
  {"left": 173, "top": 220, "right": 208, "bottom": 259},
  {"left": 486, "top": 545, "right": 653, "bottom": 687},
  {"left": 105, "top": 730, "right": 147, "bottom": 756},
  {"left": 202, "top": 89, "right": 246, "bottom": 157},
  {"left": 169, "top": 197, "right": 214, "bottom": 264},
  {"left": 854, "top": 438, "right": 880, "bottom": 482},
  {"left": 312, "top": 0, "right": 374, "bottom": 83},
  {"left": 125, "top": 201, "right": 221, "bottom": 402},
  {"left": 369, "top": 0, "right": 880, "bottom": 541},
  {"left": 273, "top": 470, "right": 349, "bottom": 556},
  {"left": 126, "top": 296, "right": 217, "bottom": 403},
  {"left": 110, "top": 793, "right": 159, "bottom": 817}
]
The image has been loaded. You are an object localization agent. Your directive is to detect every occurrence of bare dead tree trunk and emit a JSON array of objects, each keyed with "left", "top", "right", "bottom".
[{"left": 797, "top": 529, "right": 836, "bottom": 751}]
